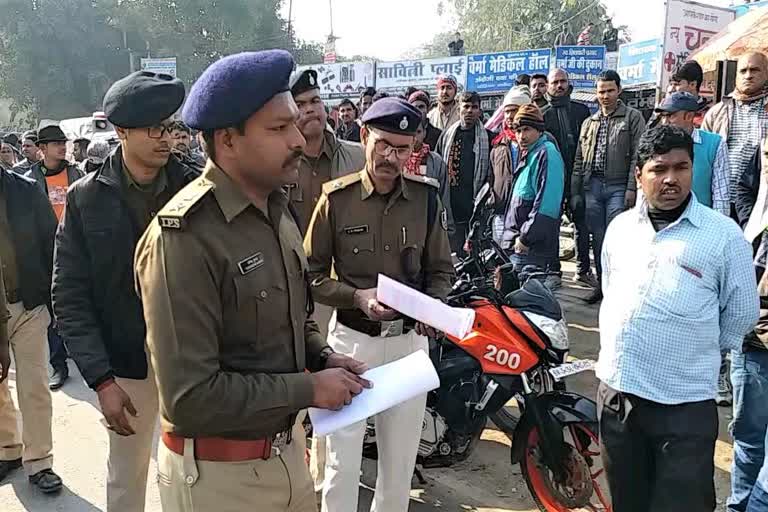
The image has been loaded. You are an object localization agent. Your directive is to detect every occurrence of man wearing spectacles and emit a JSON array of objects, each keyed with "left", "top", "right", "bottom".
[
  {"left": 305, "top": 97, "right": 455, "bottom": 512},
  {"left": 52, "top": 70, "right": 199, "bottom": 512}
]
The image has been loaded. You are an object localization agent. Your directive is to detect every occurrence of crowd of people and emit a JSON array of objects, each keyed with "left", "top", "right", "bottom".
[{"left": 0, "top": 46, "right": 766, "bottom": 512}]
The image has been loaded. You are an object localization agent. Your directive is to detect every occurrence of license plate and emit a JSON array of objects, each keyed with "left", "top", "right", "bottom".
[{"left": 549, "top": 359, "right": 595, "bottom": 381}]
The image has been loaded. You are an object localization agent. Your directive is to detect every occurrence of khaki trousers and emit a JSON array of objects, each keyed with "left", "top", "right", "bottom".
[
  {"left": 0, "top": 303, "right": 53, "bottom": 475},
  {"left": 106, "top": 352, "right": 159, "bottom": 512},
  {"left": 321, "top": 324, "right": 428, "bottom": 512},
  {"left": 157, "top": 421, "right": 316, "bottom": 512},
  {"left": 309, "top": 302, "right": 334, "bottom": 492}
]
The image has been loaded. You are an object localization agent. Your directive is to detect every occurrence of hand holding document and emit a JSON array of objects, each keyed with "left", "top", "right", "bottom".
[
  {"left": 375, "top": 274, "right": 475, "bottom": 339},
  {"left": 308, "top": 350, "right": 439, "bottom": 436}
]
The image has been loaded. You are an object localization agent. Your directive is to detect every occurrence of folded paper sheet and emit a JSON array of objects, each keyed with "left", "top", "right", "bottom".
[
  {"left": 376, "top": 274, "right": 475, "bottom": 339},
  {"left": 308, "top": 350, "right": 439, "bottom": 436}
]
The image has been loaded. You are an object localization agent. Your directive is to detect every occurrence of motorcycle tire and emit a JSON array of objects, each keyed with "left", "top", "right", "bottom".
[
  {"left": 489, "top": 407, "right": 520, "bottom": 436},
  {"left": 518, "top": 421, "right": 612, "bottom": 511}
]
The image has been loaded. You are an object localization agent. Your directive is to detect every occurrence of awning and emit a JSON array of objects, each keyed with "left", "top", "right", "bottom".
[{"left": 690, "top": 5, "right": 768, "bottom": 72}]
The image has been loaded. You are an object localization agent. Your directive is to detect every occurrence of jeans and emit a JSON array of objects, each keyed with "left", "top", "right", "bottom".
[
  {"left": 585, "top": 177, "right": 626, "bottom": 278},
  {"left": 748, "top": 476, "right": 768, "bottom": 512},
  {"left": 47, "top": 322, "right": 67, "bottom": 369},
  {"left": 729, "top": 349, "right": 768, "bottom": 512},
  {"left": 572, "top": 203, "right": 592, "bottom": 276}
]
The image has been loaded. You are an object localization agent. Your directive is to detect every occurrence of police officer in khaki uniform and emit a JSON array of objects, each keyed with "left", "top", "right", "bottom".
[
  {"left": 134, "top": 50, "right": 371, "bottom": 512},
  {"left": 289, "top": 68, "right": 366, "bottom": 491},
  {"left": 305, "top": 97, "right": 455, "bottom": 512}
]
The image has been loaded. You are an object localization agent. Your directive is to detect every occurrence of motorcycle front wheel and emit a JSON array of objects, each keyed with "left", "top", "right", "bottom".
[{"left": 519, "top": 421, "right": 612, "bottom": 512}]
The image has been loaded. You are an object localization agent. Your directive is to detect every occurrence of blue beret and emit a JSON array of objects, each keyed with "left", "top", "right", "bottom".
[
  {"left": 183, "top": 50, "right": 294, "bottom": 131},
  {"left": 103, "top": 71, "right": 185, "bottom": 128},
  {"left": 360, "top": 97, "right": 421, "bottom": 135}
]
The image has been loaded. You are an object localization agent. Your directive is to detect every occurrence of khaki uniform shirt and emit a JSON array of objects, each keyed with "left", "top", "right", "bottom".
[
  {"left": 135, "top": 162, "right": 328, "bottom": 439},
  {"left": 122, "top": 164, "right": 172, "bottom": 231},
  {"left": 305, "top": 169, "right": 455, "bottom": 310},
  {"left": 288, "top": 137, "right": 333, "bottom": 233}
]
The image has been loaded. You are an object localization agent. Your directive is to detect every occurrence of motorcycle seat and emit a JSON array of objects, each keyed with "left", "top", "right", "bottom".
[{"left": 503, "top": 279, "right": 562, "bottom": 320}]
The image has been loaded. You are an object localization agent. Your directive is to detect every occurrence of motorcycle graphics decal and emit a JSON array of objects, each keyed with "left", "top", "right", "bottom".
[{"left": 483, "top": 344, "right": 521, "bottom": 370}]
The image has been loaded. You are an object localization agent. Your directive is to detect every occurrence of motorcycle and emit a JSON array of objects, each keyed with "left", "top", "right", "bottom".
[{"left": 361, "top": 183, "right": 612, "bottom": 511}]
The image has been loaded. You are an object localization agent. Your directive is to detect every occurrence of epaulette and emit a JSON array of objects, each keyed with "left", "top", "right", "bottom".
[
  {"left": 322, "top": 171, "right": 363, "bottom": 195},
  {"left": 403, "top": 173, "right": 439, "bottom": 189},
  {"left": 157, "top": 178, "right": 214, "bottom": 230}
]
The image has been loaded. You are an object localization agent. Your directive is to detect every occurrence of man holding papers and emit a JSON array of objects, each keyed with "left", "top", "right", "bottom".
[{"left": 305, "top": 97, "right": 455, "bottom": 512}]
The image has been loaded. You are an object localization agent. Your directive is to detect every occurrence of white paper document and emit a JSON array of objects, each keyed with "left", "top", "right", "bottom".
[
  {"left": 308, "top": 350, "right": 439, "bottom": 436},
  {"left": 375, "top": 274, "right": 475, "bottom": 339}
]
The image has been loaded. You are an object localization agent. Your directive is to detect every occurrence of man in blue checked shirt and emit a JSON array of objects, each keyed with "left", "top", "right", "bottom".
[{"left": 596, "top": 125, "right": 759, "bottom": 512}]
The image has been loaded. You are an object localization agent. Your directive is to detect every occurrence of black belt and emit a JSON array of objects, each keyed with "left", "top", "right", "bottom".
[
  {"left": 337, "top": 309, "right": 415, "bottom": 338},
  {"left": 6, "top": 289, "right": 19, "bottom": 304}
]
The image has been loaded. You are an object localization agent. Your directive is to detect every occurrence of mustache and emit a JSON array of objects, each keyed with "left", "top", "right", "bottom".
[{"left": 284, "top": 150, "right": 303, "bottom": 167}]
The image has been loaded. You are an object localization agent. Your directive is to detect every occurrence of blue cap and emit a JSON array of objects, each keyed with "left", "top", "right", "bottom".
[
  {"left": 103, "top": 71, "right": 185, "bottom": 128},
  {"left": 183, "top": 50, "right": 294, "bottom": 131},
  {"left": 655, "top": 92, "right": 699, "bottom": 114},
  {"left": 360, "top": 97, "right": 421, "bottom": 136}
]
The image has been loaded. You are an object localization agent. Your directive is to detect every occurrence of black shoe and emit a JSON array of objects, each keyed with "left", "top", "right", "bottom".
[
  {"left": 0, "top": 458, "right": 22, "bottom": 482},
  {"left": 584, "top": 288, "right": 603, "bottom": 304},
  {"left": 49, "top": 364, "right": 69, "bottom": 390},
  {"left": 29, "top": 468, "right": 62, "bottom": 493}
]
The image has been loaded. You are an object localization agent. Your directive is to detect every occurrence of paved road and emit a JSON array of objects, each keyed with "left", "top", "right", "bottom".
[{"left": 0, "top": 261, "right": 734, "bottom": 511}]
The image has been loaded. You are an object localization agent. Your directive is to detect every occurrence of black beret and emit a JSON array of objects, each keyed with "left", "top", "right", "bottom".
[
  {"left": 361, "top": 97, "right": 421, "bottom": 135},
  {"left": 103, "top": 70, "right": 185, "bottom": 128},
  {"left": 37, "top": 125, "right": 68, "bottom": 145},
  {"left": 291, "top": 69, "right": 320, "bottom": 97},
  {"left": 183, "top": 50, "right": 294, "bottom": 131}
]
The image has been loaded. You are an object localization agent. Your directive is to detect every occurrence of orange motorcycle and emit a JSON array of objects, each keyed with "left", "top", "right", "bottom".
[{"left": 364, "top": 184, "right": 612, "bottom": 511}]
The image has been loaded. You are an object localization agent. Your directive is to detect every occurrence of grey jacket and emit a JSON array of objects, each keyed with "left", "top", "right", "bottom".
[
  {"left": 328, "top": 128, "right": 365, "bottom": 179},
  {"left": 572, "top": 101, "right": 646, "bottom": 195}
]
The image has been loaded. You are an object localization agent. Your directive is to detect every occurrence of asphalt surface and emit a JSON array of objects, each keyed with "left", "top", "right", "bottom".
[{"left": 0, "top": 261, "right": 735, "bottom": 511}]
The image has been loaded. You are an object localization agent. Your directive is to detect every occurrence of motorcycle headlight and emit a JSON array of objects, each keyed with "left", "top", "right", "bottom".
[{"left": 522, "top": 312, "right": 569, "bottom": 350}]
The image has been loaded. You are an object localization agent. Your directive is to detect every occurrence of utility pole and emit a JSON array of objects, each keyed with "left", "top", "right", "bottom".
[
  {"left": 123, "top": 27, "right": 135, "bottom": 73},
  {"left": 287, "top": 0, "right": 294, "bottom": 49},
  {"left": 329, "top": 0, "right": 334, "bottom": 37}
]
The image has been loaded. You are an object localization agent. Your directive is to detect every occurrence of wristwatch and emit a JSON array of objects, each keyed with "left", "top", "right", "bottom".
[{"left": 318, "top": 347, "right": 335, "bottom": 369}]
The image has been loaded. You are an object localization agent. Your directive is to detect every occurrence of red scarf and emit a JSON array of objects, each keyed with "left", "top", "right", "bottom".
[
  {"left": 404, "top": 143, "right": 431, "bottom": 175},
  {"left": 492, "top": 127, "right": 516, "bottom": 146}
]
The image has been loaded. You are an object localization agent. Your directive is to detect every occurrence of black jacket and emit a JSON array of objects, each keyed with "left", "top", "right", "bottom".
[
  {"left": 0, "top": 170, "right": 57, "bottom": 310},
  {"left": 543, "top": 98, "right": 591, "bottom": 175},
  {"left": 736, "top": 146, "right": 762, "bottom": 228},
  {"left": 25, "top": 160, "right": 84, "bottom": 195},
  {"left": 52, "top": 148, "right": 199, "bottom": 389}
]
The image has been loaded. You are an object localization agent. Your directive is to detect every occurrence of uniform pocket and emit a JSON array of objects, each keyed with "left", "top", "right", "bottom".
[
  {"left": 338, "top": 231, "right": 375, "bottom": 256},
  {"left": 232, "top": 271, "right": 289, "bottom": 346}
]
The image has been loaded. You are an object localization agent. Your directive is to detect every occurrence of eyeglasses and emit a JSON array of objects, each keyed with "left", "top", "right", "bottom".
[
  {"left": 372, "top": 138, "right": 411, "bottom": 160},
  {"left": 146, "top": 124, "right": 174, "bottom": 139}
]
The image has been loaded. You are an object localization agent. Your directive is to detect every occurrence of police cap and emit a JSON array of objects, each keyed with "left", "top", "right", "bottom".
[
  {"left": 360, "top": 97, "right": 421, "bottom": 136},
  {"left": 103, "top": 71, "right": 185, "bottom": 129},
  {"left": 291, "top": 69, "right": 320, "bottom": 97},
  {"left": 183, "top": 50, "right": 294, "bottom": 131}
]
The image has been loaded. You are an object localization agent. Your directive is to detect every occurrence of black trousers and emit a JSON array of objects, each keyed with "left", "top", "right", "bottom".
[{"left": 597, "top": 382, "right": 718, "bottom": 512}]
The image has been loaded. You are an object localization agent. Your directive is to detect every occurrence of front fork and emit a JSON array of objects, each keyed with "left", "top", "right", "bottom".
[{"left": 521, "top": 373, "right": 568, "bottom": 482}]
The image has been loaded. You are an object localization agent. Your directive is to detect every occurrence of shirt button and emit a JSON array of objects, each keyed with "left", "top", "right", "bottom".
[
  {"left": 260, "top": 290, "right": 268, "bottom": 299},
  {"left": 353, "top": 248, "right": 359, "bottom": 254},
  {"left": 384, "top": 244, "right": 391, "bottom": 251},
  {"left": 185, "top": 475, "right": 194, "bottom": 485}
]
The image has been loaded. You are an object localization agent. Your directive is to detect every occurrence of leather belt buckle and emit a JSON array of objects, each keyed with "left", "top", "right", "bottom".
[{"left": 380, "top": 319, "right": 404, "bottom": 338}]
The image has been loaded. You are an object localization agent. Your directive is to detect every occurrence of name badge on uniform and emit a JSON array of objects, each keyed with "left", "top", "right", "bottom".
[
  {"left": 238, "top": 252, "right": 264, "bottom": 275},
  {"left": 344, "top": 225, "right": 369, "bottom": 235}
]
